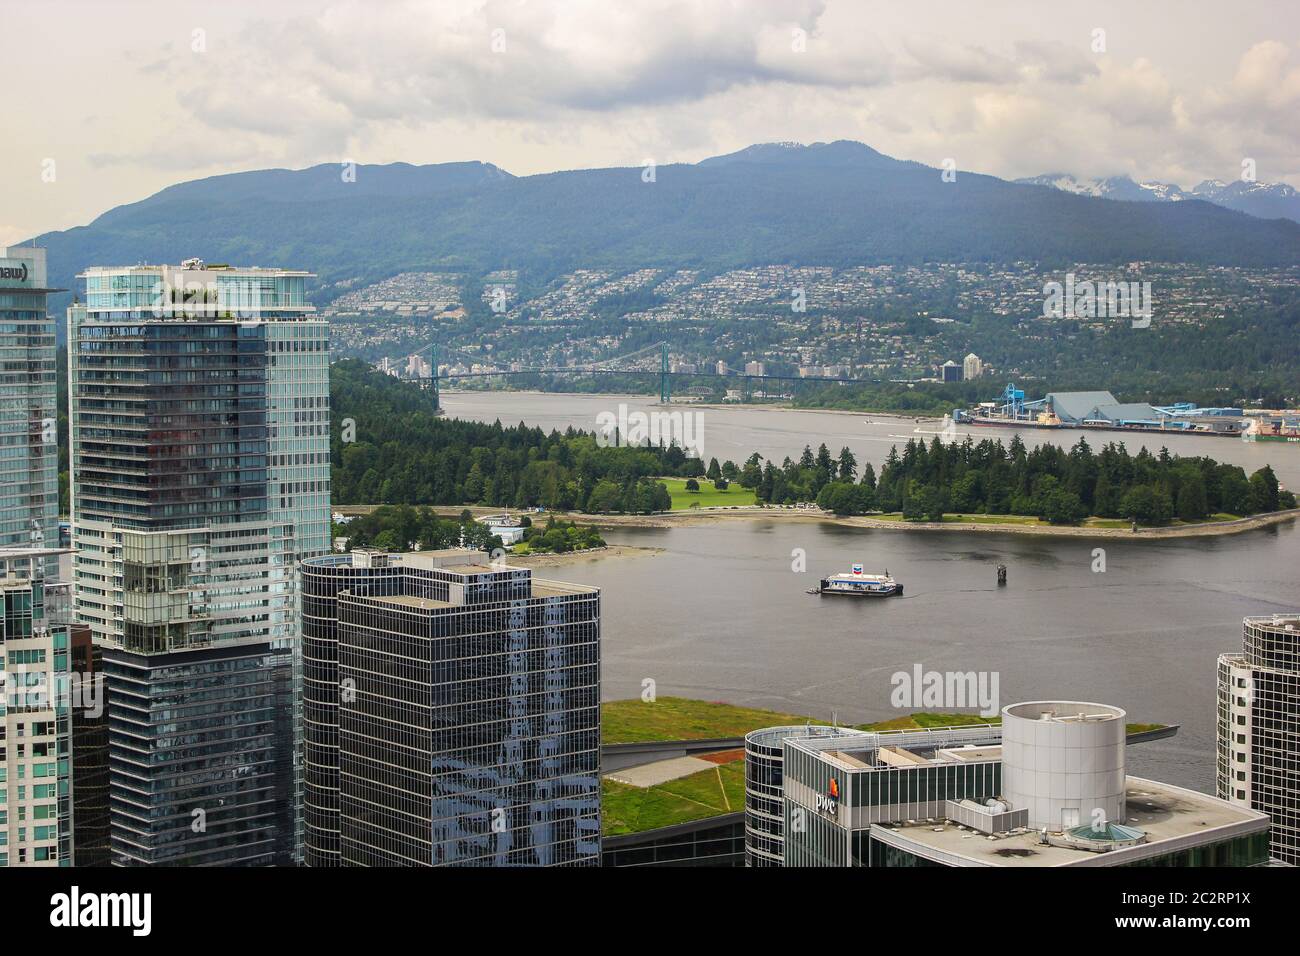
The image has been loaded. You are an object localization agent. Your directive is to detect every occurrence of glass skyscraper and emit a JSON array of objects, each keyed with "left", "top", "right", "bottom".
[
  {"left": 1218, "top": 614, "right": 1300, "bottom": 865},
  {"left": 300, "top": 549, "right": 601, "bottom": 866},
  {"left": 67, "top": 259, "right": 329, "bottom": 865},
  {"left": 0, "top": 247, "right": 59, "bottom": 578}
]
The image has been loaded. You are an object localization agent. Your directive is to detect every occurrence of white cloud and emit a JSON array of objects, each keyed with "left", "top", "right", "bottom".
[{"left": 5, "top": 0, "right": 1300, "bottom": 239}]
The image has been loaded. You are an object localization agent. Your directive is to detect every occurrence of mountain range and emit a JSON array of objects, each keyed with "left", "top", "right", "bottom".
[
  {"left": 29, "top": 140, "right": 1300, "bottom": 318},
  {"left": 1015, "top": 172, "right": 1300, "bottom": 223}
]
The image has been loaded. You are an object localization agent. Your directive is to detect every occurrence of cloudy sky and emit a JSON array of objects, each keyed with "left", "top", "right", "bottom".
[{"left": 4, "top": 0, "right": 1298, "bottom": 244}]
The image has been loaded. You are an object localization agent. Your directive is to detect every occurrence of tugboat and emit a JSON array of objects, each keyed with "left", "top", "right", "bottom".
[{"left": 810, "top": 564, "right": 903, "bottom": 597}]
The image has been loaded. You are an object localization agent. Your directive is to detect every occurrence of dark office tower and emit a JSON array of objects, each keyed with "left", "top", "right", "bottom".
[
  {"left": 299, "top": 550, "right": 602, "bottom": 866},
  {"left": 0, "top": 247, "right": 59, "bottom": 579},
  {"left": 300, "top": 550, "right": 404, "bottom": 867},
  {"left": 68, "top": 259, "right": 330, "bottom": 866},
  {"left": 1218, "top": 614, "right": 1300, "bottom": 865},
  {"left": 70, "top": 623, "right": 110, "bottom": 866}
]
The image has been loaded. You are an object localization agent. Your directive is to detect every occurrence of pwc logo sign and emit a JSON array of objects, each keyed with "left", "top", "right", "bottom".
[
  {"left": 0, "top": 261, "right": 30, "bottom": 283},
  {"left": 815, "top": 777, "right": 840, "bottom": 816}
]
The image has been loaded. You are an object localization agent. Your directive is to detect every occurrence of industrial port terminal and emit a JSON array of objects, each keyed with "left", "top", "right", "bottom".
[{"left": 953, "top": 383, "right": 1300, "bottom": 442}]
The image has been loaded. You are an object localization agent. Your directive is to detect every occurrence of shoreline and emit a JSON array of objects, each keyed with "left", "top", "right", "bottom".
[
  {"left": 334, "top": 503, "right": 1300, "bottom": 539},
  {"left": 443, "top": 388, "right": 942, "bottom": 424},
  {"left": 503, "top": 544, "right": 663, "bottom": 567},
  {"left": 575, "top": 506, "right": 1300, "bottom": 539}
]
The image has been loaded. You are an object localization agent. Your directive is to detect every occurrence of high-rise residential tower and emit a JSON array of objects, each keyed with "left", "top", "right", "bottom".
[
  {"left": 0, "top": 247, "right": 59, "bottom": 577},
  {"left": 1218, "top": 613, "right": 1300, "bottom": 865},
  {"left": 0, "top": 547, "right": 74, "bottom": 867},
  {"left": 300, "top": 549, "right": 602, "bottom": 866},
  {"left": 68, "top": 259, "right": 330, "bottom": 865}
]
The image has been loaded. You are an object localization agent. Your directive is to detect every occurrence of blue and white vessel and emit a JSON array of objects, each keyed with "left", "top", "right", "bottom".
[{"left": 813, "top": 564, "right": 903, "bottom": 597}]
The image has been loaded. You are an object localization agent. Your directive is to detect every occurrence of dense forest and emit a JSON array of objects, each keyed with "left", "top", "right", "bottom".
[
  {"left": 332, "top": 359, "right": 690, "bottom": 513},
  {"left": 742, "top": 434, "right": 1294, "bottom": 525},
  {"left": 339, "top": 507, "right": 604, "bottom": 554},
  {"left": 335, "top": 362, "right": 1292, "bottom": 527}
]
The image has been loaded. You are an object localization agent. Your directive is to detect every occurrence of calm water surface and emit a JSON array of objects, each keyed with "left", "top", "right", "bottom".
[{"left": 443, "top": 391, "right": 1300, "bottom": 792}]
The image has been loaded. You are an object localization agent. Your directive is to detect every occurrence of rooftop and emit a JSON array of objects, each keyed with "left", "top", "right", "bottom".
[
  {"left": 1003, "top": 700, "right": 1124, "bottom": 723},
  {"left": 78, "top": 259, "right": 313, "bottom": 277},
  {"left": 873, "top": 777, "right": 1269, "bottom": 867}
]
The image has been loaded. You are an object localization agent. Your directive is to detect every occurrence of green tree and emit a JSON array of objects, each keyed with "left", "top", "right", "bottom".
[
  {"left": 1176, "top": 474, "right": 1209, "bottom": 521},
  {"left": 586, "top": 480, "right": 622, "bottom": 513},
  {"left": 1247, "top": 466, "right": 1280, "bottom": 513},
  {"left": 836, "top": 446, "right": 857, "bottom": 482}
]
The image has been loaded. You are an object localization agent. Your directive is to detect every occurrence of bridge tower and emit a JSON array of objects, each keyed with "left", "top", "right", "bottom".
[
  {"left": 430, "top": 341, "right": 442, "bottom": 415},
  {"left": 659, "top": 342, "right": 671, "bottom": 404}
]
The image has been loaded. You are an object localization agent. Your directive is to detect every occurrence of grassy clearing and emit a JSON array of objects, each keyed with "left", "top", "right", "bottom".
[
  {"left": 601, "top": 699, "right": 1167, "bottom": 834},
  {"left": 602, "top": 697, "right": 821, "bottom": 744},
  {"left": 603, "top": 697, "right": 1166, "bottom": 744},
  {"left": 603, "top": 761, "right": 746, "bottom": 835},
  {"left": 657, "top": 477, "right": 758, "bottom": 511}
]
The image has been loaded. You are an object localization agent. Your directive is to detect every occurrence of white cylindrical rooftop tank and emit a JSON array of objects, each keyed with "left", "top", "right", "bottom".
[{"left": 1001, "top": 701, "right": 1126, "bottom": 831}]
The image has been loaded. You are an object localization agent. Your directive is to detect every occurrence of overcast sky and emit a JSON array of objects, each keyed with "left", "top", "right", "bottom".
[{"left": 4, "top": 0, "right": 1298, "bottom": 244}]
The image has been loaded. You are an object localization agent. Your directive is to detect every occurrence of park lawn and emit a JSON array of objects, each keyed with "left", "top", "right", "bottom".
[
  {"left": 603, "top": 761, "right": 746, "bottom": 835},
  {"left": 657, "top": 476, "right": 758, "bottom": 510},
  {"left": 602, "top": 697, "right": 1012, "bottom": 745},
  {"left": 868, "top": 712, "right": 1000, "bottom": 730},
  {"left": 602, "top": 697, "right": 823, "bottom": 744}
]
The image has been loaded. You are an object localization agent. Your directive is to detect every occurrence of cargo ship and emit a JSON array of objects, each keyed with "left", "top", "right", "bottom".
[
  {"left": 810, "top": 565, "right": 903, "bottom": 597},
  {"left": 1244, "top": 418, "right": 1300, "bottom": 443}
]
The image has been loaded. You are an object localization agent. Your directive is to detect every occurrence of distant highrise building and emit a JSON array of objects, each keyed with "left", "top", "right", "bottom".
[
  {"left": 1218, "top": 614, "right": 1300, "bottom": 864},
  {"left": 963, "top": 353, "right": 983, "bottom": 380},
  {"left": 0, "top": 547, "right": 73, "bottom": 866},
  {"left": 68, "top": 259, "right": 330, "bottom": 865},
  {"left": 300, "top": 549, "right": 602, "bottom": 866},
  {"left": 941, "top": 360, "right": 962, "bottom": 383},
  {"left": 0, "top": 247, "right": 59, "bottom": 578},
  {"left": 744, "top": 361, "right": 765, "bottom": 377}
]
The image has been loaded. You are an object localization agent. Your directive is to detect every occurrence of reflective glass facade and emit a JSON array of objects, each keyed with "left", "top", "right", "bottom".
[
  {"left": 1218, "top": 615, "right": 1300, "bottom": 865},
  {"left": 300, "top": 553, "right": 405, "bottom": 866},
  {"left": 104, "top": 642, "right": 296, "bottom": 865},
  {"left": 300, "top": 551, "right": 601, "bottom": 866},
  {"left": 781, "top": 740, "right": 1002, "bottom": 867},
  {"left": 67, "top": 262, "right": 328, "bottom": 866},
  {"left": 0, "top": 248, "right": 58, "bottom": 578}
]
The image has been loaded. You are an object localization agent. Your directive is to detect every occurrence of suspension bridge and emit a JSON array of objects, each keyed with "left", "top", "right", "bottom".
[{"left": 392, "top": 340, "right": 870, "bottom": 414}]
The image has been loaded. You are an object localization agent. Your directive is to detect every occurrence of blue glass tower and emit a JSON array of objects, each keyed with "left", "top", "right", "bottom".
[
  {"left": 0, "top": 247, "right": 59, "bottom": 576},
  {"left": 67, "top": 259, "right": 329, "bottom": 865}
]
